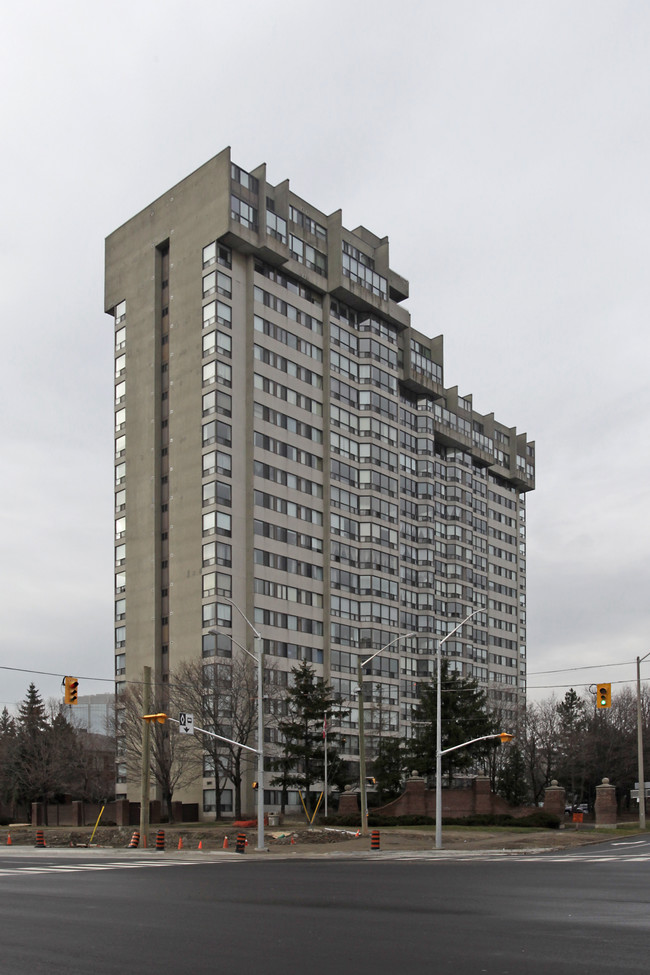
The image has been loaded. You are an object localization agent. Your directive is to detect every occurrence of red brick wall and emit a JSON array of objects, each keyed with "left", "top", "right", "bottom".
[{"left": 373, "top": 775, "right": 532, "bottom": 819}]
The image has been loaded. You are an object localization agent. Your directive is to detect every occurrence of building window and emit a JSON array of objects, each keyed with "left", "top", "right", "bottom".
[
  {"left": 217, "top": 272, "right": 231, "bottom": 298},
  {"left": 203, "top": 271, "right": 217, "bottom": 297},
  {"left": 202, "top": 511, "right": 232, "bottom": 537},
  {"left": 202, "top": 602, "right": 232, "bottom": 627},
  {"left": 202, "top": 481, "right": 232, "bottom": 507},
  {"left": 231, "top": 163, "right": 258, "bottom": 193},
  {"left": 202, "top": 571, "right": 232, "bottom": 597},
  {"left": 202, "top": 788, "right": 233, "bottom": 813},
  {"left": 266, "top": 210, "right": 287, "bottom": 243},
  {"left": 217, "top": 301, "right": 232, "bottom": 327},
  {"left": 231, "top": 194, "right": 257, "bottom": 230},
  {"left": 115, "top": 653, "right": 126, "bottom": 676},
  {"left": 202, "top": 389, "right": 232, "bottom": 416},
  {"left": 342, "top": 242, "right": 387, "bottom": 299},
  {"left": 203, "top": 241, "right": 216, "bottom": 267},
  {"left": 203, "top": 302, "right": 216, "bottom": 328},
  {"left": 289, "top": 235, "right": 327, "bottom": 275},
  {"left": 202, "top": 420, "right": 232, "bottom": 448},
  {"left": 202, "top": 449, "right": 232, "bottom": 477}
]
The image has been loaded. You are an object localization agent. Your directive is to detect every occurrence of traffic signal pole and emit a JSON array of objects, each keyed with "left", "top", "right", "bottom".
[{"left": 637, "top": 657, "right": 645, "bottom": 830}]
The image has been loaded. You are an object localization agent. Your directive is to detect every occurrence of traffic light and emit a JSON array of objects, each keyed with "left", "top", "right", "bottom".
[
  {"left": 64, "top": 677, "right": 79, "bottom": 705},
  {"left": 141, "top": 713, "right": 167, "bottom": 723},
  {"left": 597, "top": 684, "right": 612, "bottom": 709},
  {"left": 252, "top": 781, "right": 259, "bottom": 790}
]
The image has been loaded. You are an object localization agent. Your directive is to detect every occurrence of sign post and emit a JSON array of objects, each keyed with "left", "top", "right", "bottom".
[{"left": 178, "top": 712, "right": 194, "bottom": 735}]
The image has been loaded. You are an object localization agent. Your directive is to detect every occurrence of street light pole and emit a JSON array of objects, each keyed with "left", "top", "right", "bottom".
[
  {"left": 435, "top": 609, "right": 481, "bottom": 851},
  {"left": 637, "top": 656, "right": 644, "bottom": 830},
  {"left": 226, "top": 598, "right": 266, "bottom": 853},
  {"left": 357, "top": 632, "right": 416, "bottom": 836}
]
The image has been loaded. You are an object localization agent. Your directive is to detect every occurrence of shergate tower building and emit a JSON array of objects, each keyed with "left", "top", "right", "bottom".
[{"left": 105, "top": 147, "right": 535, "bottom": 817}]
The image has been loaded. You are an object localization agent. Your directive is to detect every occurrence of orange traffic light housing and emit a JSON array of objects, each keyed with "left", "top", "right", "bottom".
[
  {"left": 141, "top": 713, "right": 167, "bottom": 723},
  {"left": 64, "top": 677, "right": 79, "bottom": 705},
  {"left": 597, "top": 684, "right": 612, "bottom": 709}
]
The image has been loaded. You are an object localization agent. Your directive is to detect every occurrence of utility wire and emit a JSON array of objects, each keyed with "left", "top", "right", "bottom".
[
  {"left": 2, "top": 662, "right": 649, "bottom": 699},
  {"left": 528, "top": 660, "right": 640, "bottom": 676}
]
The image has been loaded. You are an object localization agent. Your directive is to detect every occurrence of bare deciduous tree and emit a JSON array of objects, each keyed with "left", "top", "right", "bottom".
[
  {"left": 173, "top": 654, "right": 285, "bottom": 818},
  {"left": 117, "top": 682, "right": 199, "bottom": 822}
]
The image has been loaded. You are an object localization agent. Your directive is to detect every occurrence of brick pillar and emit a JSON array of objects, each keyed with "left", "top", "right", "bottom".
[
  {"left": 338, "top": 788, "right": 359, "bottom": 816},
  {"left": 402, "top": 773, "right": 426, "bottom": 816},
  {"left": 595, "top": 777, "right": 617, "bottom": 828},
  {"left": 114, "top": 798, "right": 130, "bottom": 827},
  {"left": 473, "top": 776, "right": 492, "bottom": 815},
  {"left": 543, "top": 780, "right": 566, "bottom": 819}
]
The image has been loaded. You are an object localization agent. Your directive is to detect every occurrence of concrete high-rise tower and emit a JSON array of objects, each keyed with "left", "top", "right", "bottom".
[{"left": 105, "top": 147, "right": 534, "bottom": 818}]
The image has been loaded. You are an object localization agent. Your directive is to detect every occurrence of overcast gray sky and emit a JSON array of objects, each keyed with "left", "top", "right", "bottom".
[{"left": 1, "top": 0, "right": 648, "bottom": 710}]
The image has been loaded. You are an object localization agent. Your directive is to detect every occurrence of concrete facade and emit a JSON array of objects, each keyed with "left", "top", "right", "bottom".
[{"left": 105, "top": 148, "right": 535, "bottom": 818}]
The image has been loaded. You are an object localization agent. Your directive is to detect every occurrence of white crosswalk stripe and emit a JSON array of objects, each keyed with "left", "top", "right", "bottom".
[
  {"left": 0, "top": 855, "right": 241, "bottom": 877},
  {"left": 2, "top": 847, "right": 650, "bottom": 872},
  {"left": 278, "top": 848, "right": 650, "bottom": 864}
]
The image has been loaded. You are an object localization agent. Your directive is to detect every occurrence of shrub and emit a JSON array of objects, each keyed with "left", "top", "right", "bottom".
[{"left": 322, "top": 811, "right": 560, "bottom": 829}]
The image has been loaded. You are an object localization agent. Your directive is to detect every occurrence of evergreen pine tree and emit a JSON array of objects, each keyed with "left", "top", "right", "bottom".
[
  {"left": 271, "top": 661, "right": 344, "bottom": 814},
  {"left": 17, "top": 683, "right": 48, "bottom": 737},
  {"left": 0, "top": 706, "right": 16, "bottom": 736},
  {"left": 372, "top": 736, "right": 406, "bottom": 802},
  {"left": 409, "top": 660, "right": 497, "bottom": 783}
]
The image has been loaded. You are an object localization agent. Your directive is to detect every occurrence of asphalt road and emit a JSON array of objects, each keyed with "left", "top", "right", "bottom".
[{"left": 1, "top": 838, "right": 649, "bottom": 975}]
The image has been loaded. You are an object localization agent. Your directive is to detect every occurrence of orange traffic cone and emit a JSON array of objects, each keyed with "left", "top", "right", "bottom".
[
  {"left": 198, "top": 839, "right": 203, "bottom": 850},
  {"left": 6, "top": 834, "right": 11, "bottom": 845},
  {"left": 223, "top": 836, "right": 229, "bottom": 849},
  {"left": 178, "top": 837, "right": 183, "bottom": 850}
]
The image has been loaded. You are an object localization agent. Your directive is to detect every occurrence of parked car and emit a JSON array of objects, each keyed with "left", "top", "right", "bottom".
[{"left": 565, "top": 803, "right": 589, "bottom": 815}]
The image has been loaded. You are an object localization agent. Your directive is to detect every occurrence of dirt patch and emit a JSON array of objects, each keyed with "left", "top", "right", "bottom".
[{"left": 1, "top": 823, "right": 626, "bottom": 853}]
